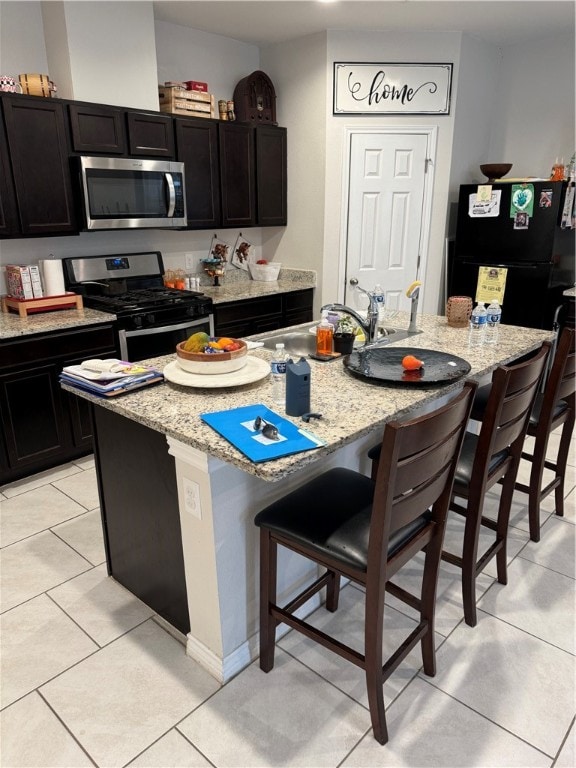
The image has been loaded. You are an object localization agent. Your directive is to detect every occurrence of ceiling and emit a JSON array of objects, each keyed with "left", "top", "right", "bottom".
[{"left": 153, "top": 1, "right": 574, "bottom": 47}]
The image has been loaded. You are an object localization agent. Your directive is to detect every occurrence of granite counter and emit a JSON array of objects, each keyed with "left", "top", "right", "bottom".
[
  {"left": 200, "top": 267, "right": 316, "bottom": 305},
  {"left": 65, "top": 313, "right": 553, "bottom": 684},
  {"left": 0, "top": 306, "right": 114, "bottom": 340},
  {"left": 0, "top": 267, "right": 316, "bottom": 341},
  {"left": 64, "top": 313, "right": 552, "bottom": 483}
]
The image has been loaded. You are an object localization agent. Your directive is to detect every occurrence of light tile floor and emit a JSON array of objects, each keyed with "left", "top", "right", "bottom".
[{"left": 1, "top": 435, "right": 574, "bottom": 768}]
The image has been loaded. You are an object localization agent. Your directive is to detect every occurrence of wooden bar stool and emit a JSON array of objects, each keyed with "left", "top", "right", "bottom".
[
  {"left": 368, "top": 342, "right": 551, "bottom": 627},
  {"left": 254, "top": 381, "right": 475, "bottom": 745},
  {"left": 470, "top": 328, "right": 575, "bottom": 542}
]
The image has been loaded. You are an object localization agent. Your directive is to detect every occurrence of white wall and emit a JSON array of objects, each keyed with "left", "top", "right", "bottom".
[
  {"left": 448, "top": 34, "right": 501, "bottom": 199},
  {"left": 42, "top": 1, "right": 158, "bottom": 110},
  {"left": 155, "top": 20, "right": 259, "bottom": 108},
  {"left": 0, "top": 1, "right": 48, "bottom": 74},
  {"left": 260, "top": 33, "right": 328, "bottom": 301},
  {"left": 489, "top": 32, "right": 575, "bottom": 178},
  {"left": 323, "top": 30, "right": 461, "bottom": 315}
]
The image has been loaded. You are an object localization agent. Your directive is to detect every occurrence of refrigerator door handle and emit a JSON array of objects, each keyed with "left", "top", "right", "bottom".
[{"left": 460, "top": 261, "right": 544, "bottom": 270}]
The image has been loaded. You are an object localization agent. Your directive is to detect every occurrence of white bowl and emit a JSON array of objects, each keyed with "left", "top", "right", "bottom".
[{"left": 248, "top": 262, "right": 281, "bottom": 282}]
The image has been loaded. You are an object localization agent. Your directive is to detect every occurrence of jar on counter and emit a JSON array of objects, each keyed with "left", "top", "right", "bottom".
[{"left": 173, "top": 269, "right": 186, "bottom": 290}]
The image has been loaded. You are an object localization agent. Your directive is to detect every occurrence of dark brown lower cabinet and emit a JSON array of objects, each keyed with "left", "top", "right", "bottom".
[
  {"left": 93, "top": 406, "right": 189, "bottom": 634},
  {"left": 0, "top": 324, "right": 118, "bottom": 485},
  {"left": 214, "top": 289, "right": 313, "bottom": 337}
]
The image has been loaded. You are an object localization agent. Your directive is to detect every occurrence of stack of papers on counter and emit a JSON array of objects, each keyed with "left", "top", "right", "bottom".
[
  {"left": 201, "top": 404, "right": 325, "bottom": 462},
  {"left": 60, "top": 359, "right": 164, "bottom": 397}
]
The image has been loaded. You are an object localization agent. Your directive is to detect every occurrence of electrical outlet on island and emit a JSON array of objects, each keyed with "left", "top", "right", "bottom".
[{"left": 184, "top": 253, "right": 195, "bottom": 271}]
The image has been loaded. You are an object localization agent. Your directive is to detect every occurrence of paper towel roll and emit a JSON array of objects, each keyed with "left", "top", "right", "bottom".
[{"left": 39, "top": 259, "right": 65, "bottom": 296}]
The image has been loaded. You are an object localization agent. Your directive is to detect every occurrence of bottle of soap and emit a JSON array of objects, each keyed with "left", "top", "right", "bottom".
[{"left": 316, "top": 310, "right": 334, "bottom": 356}]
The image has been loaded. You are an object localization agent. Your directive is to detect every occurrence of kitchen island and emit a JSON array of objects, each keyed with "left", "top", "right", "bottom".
[{"left": 62, "top": 314, "right": 553, "bottom": 683}]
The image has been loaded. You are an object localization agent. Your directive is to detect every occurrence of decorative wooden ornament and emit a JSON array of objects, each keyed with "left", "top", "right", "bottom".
[{"left": 232, "top": 70, "right": 277, "bottom": 125}]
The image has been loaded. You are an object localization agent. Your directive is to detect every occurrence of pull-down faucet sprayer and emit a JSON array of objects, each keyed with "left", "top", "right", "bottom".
[{"left": 321, "top": 278, "right": 380, "bottom": 345}]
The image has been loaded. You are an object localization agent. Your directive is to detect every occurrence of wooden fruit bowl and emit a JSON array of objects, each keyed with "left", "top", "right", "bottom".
[{"left": 175, "top": 338, "right": 248, "bottom": 375}]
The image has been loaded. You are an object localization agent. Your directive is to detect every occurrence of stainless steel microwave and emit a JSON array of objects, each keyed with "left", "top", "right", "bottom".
[{"left": 79, "top": 156, "right": 187, "bottom": 230}]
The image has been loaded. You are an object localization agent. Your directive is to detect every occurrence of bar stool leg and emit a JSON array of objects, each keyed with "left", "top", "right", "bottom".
[
  {"left": 554, "top": 412, "right": 575, "bottom": 518},
  {"left": 325, "top": 570, "right": 340, "bottom": 612},
  {"left": 528, "top": 437, "right": 549, "bottom": 542},
  {"left": 364, "top": 583, "right": 387, "bottom": 745},
  {"left": 259, "top": 528, "right": 278, "bottom": 673},
  {"left": 461, "top": 501, "right": 482, "bottom": 627}
]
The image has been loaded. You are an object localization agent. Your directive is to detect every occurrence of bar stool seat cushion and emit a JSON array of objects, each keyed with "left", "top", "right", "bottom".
[
  {"left": 453, "top": 433, "right": 509, "bottom": 488},
  {"left": 529, "top": 393, "right": 568, "bottom": 428},
  {"left": 254, "top": 468, "right": 431, "bottom": 572}
]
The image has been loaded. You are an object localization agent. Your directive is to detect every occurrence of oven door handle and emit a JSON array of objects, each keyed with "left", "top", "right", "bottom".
[
  {"left": 165, "top": 173, "right": 176, "bottom": 218},
  {"left": 123, "top": 319, "right": 207, "bottom": 338}
]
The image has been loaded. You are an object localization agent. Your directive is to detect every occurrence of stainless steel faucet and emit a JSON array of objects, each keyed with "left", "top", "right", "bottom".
[{"left": 321, "top": 280, "right": 380, "bottom": 345}]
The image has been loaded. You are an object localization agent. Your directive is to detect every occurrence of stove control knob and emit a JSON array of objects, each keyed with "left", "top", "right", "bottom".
[
  {"left": 186, "top": 306, "right": 197, "bottom": 318},
  {"left": 133, "top": 314, "right": 144, "bottom": 329},
  {"left": 146, "top": 314, "right": 155, "bottom": 325}
]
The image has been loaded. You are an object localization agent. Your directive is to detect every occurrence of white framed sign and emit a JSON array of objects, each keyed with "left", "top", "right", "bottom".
[{"left": 333, "top": 62, "right": 453, "bottom": 115}]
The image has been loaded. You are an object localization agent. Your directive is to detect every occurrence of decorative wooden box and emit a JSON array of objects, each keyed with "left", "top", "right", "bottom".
[{"left": 158, "top": 86, "right": 215, "bottom": 118}]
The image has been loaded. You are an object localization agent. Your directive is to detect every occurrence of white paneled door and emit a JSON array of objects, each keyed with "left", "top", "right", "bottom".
[{"left": 344, "top": 130, "right": 433, "bottom": 313}]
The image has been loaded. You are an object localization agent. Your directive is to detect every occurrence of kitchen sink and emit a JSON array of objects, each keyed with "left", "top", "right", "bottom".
[{"left": 259, "top": 323, "right": 419, "bottom": 357}]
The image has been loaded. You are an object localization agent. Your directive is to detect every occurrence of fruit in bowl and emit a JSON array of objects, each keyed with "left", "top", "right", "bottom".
[{"left": 176, "top": 335, "right": 248, "bottom": 375}]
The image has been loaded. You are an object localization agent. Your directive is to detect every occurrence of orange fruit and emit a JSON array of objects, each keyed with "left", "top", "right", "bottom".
[
  {"left": 401, "top": 354, "right": 424, "bottom": 371},
  {"left": 216, "top": 337, "right": 234, "bottom": 349}
]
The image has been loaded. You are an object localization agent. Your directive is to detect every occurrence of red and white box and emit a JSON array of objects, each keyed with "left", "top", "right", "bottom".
[
  {"left": 184, "top": 80, "right": 208, "bottom": 92},
  {"left": 5, "top": 264, "right": 34, "bottom": 300}
]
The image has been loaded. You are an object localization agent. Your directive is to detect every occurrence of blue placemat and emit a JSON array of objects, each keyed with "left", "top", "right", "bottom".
[{"left": 201, "top": 404, "right": 324, "bottom": 463}]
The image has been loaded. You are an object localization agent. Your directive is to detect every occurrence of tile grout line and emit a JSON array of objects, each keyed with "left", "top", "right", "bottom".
[
  {"left": 415, "top": 675, "right": 557, "bottom": 761},
  {"left": 36, "top": 688, "right": 100, "bottom": 767}
]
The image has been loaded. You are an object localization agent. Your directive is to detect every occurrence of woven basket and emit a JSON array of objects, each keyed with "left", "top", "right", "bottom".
[{"left": 446, "top": 296, "right": 473, "bottom": 328}]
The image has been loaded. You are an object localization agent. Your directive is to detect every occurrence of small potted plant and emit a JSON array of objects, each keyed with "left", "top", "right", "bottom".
[{"left": 333, "top": 315, "right": 356, "bottom": 354}]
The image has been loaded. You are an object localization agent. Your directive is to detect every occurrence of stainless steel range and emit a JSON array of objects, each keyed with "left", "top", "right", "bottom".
[{"left": 63, "top": 252, "right": 214, "bottom": 361}]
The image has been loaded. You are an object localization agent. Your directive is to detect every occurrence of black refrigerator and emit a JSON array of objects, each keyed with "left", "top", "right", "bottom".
[{"left": 448, "top": 180, "right": 575, "bottom": 329}]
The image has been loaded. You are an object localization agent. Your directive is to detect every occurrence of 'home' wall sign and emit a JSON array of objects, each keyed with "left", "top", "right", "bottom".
[{"left": 333, "top": 63, "right": 453, "bottom": 115}]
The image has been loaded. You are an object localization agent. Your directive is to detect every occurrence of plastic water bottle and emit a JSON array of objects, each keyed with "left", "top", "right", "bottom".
[
  {"left": 469, "top": 302, "right": 487, "bottom": 346},
  {"left": 373, "top": 284, "right": 386, "bottom": 331},
  {"left": 270, "top": 343, "right": 288, "bottom": 405},
  {"left": 485, "top": 300, "right": 502, "bottom": 343}
]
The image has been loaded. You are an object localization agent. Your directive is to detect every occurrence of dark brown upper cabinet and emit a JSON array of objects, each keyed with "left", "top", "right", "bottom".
[
  {"left": 255, "top": 125, "right": 287, "bottom": 226},
  {"left": 219, "top": 122, "right": 256, "bottom": 228},
  {"left": 126, "top": 112, "right": 175, "bottom": 157},
  {"left": 175, "top": 117, "right": 221, "bottom": 229},
  {"left": 0, "top": 109, "right": 19, "bottom": 236},
  {"left": 69, "top": 102, "right": 126, "bottom": 154},
  {"left": 2, "top": 95, "right": 77, "bottom": 236}
]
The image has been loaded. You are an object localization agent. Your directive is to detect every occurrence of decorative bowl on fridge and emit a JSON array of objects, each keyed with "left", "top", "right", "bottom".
[{"left": 480, "top": 163, "right": 513, "bottom": 181}]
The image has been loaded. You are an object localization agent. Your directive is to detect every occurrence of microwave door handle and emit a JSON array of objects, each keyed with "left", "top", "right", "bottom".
[{"left": 165, "top": 173, "right": 176, "bottom": 217}]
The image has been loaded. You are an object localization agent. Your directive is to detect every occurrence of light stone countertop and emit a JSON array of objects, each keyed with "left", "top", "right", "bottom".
[
  {"left": 0, "top": 268, "right": 316, "bottom": 340},
  {"left": 563, "top": 287, "right": 575, "bottom": 298},
  {"left": 61, "top": 312, "right": 554, "bottom": 483},
  {"left": 200, "top": 267, "right": 316, "bottom": 303},
  {"left": 0, "top": 306, "right": 115, "bottom": 340}
]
